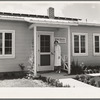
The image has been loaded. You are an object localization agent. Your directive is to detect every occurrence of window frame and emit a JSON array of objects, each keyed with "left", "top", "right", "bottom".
[
  {"left": 0, "top": 30, "right": 15, "bottom": 59},
  {"left": 93, "top": 33, "right": 100, "bottom": 56},
  {"left": 72, "top": 32, "right": 88, "bottom": 56}
]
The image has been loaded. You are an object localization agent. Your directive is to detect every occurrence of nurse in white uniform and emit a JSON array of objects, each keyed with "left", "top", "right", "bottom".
[{"left": 54, "top": 40, "right": 61, "bottom": 73}]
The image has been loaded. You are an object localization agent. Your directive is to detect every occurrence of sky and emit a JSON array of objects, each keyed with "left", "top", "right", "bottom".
[{"left": 0, "top": 1, "right": 100, "bottom": 23}]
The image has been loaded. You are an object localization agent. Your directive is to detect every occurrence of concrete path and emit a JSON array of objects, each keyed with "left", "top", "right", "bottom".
[
  {"left": 59, "top": 78, "right": 97, "bottom": 88},
  {"left": 40, "top": 72, "right": 97, "bottom": 88},
  {"left": 40, "top": 72, "right": 76, "bottom": 79}
]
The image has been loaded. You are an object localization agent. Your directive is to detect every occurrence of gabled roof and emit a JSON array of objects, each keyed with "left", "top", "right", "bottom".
[{"left": 0, "top": 11, "right": 81, "bottom": 21}]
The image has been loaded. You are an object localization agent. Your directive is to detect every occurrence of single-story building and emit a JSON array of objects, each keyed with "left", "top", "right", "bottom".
[{"left": 0, "top": 7, "right": 100, "bottom": 76}]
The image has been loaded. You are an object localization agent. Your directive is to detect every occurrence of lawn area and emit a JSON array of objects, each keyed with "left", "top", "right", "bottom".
[{"left": 0, "top": 78, "right": 52, "bottom": 87}]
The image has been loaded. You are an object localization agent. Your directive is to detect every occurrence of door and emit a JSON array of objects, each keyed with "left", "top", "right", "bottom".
[{"left": 37, "top": 31, "right": 54, "bottom": 71}]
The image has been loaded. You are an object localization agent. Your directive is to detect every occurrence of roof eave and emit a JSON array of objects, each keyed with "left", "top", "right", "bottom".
[
  {"left": 78, "top": 22, "right": 100, "bottom": 27},
  {"left": 1, "top": 15, "right": 100, "bottom": 27},
  {"left": 0, "top": 15, "right": 25, "bottom": 22},
  {"left": 24, "top": 18, "right": 79, "bottom": 27}
]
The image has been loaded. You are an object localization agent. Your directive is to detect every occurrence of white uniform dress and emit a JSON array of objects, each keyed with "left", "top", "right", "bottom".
[{"left": 54, "top": 44, "right": 61, "bottom": 66}]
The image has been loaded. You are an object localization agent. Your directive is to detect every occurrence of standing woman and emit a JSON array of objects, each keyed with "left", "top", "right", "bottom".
[{"left": 54, "top": 40, "right": 61, "bottom": 73}]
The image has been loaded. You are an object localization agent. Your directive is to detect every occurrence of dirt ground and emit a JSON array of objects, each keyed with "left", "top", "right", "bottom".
[{"left": 0, "top": 78, "right": 52, "bottom": 87}]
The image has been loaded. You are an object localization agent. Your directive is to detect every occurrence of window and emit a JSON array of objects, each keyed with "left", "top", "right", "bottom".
[
  {"left": 0, "top": 30, "right": 15, "bottom": 58},
  {"left": 93, "top": 33, "right": 100, "bottom": 56},
  {"left": 72, "top": 33, "right": 88, "bottom": 56}
]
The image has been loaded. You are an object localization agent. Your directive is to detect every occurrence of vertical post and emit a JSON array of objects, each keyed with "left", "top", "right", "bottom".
[
  {"left": 68, "top": 26, "right": 71, "bottom": 74},
  {"left": 33, "top": 25, "right": 37, "bottom": 76}
]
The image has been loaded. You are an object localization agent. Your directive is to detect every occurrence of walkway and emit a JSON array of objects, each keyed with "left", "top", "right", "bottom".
[
  {"left": 40, "top": 72, "right": 76, "bottom": 79},
  {"left": 40, "top": 71, "right": 97, "bottom": 88},
  {"left": 59, "top": 78, "right": 96, "bottom": 88}
]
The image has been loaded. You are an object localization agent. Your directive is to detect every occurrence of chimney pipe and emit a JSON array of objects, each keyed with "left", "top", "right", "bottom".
[{"left": 47, "top": 7, "right": 54, "bottom": 19}]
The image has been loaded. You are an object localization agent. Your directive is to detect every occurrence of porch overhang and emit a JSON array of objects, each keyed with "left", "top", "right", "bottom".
[
  {"left": 27, "top": 17, "right": 72, "bottom": 76},
  {"left": 24, "top": 18, "right": 78, "bottom": 29}
]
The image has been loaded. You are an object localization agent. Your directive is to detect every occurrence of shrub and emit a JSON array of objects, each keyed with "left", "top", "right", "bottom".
[
  {"left": 82, "top": 65, "right": 87, "bottom": 70},
  {"left": 26, "top": 66, "right": 34, "bottom": 79},
  {"left": 89, "top": 69, "right": 93, "bottom": 73},
  {"left": 96, "top": 70, "right": 99, "bottom": 73},
  {"left": 47, "top": 78, "right": 63, "bottom": 87},
  {"left": 96, "top": 81, "right": 100, "bottom": 87},
  {"left": 86, "top": 76, "right": 91, "bottom": 80},
  {"left": 40, "top": 76, "right": 47, "bottom": 82},
  {"left": 56, "top": 81, "right": 63, "bottom": 87},
  {"left": 75, "top": 74, "right": 80, "bottom": 80},
  {"left": 76, "top": 75, "right": 92, "bottom": 84},
  {"left": 50, "top": 79, "right": 56, "bottom": 86},
  {"left": 52, "top": 79, "right": 57, "bottom": 86},
  {"left": 94, "top": 69, "right": 98, "bottom": 73},
  {"left": 89, "top": 78, "right": 95, "bottom": 86},
  {"left": 64, "top": 84, "right": 70, "bottom": 87},
  {"left": 83, "top": 65, "right": 100, "bottom": 74},
  {"left": 84, "top": 78, "right": 88, "bottom": 83},
  {"left": 39, "top": 76, "right": 71, "bottom": 87},
  {"left": 79, "top": 75, "right": 86, "bottom": 82},
  {"left": 19, "top": 63, "right": 25, "bottom": 71},
  {"left": 0, "top": 73, "right": 4, "bottom": 79},
  {"left": 71, "top": 59, "right": 83, "bottom": 74},
  {"left": 83, "top": 76, "right": 91, "bottom": 83}
]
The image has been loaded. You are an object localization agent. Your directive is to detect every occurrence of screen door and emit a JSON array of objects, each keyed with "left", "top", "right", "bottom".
[{"left": 37, "top": 31, "right": 54, "bottom": 71}]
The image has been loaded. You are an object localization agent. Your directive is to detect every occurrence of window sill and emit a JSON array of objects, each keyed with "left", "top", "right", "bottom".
[
  {"left": 94, "top": 53, "right": 100, "bottom": 56},
  {"left": 73, "top": 53, "right": 88, "bottom": 56},
  {"left": 0, "top": 55, "right": 15, "bottom": 59}
]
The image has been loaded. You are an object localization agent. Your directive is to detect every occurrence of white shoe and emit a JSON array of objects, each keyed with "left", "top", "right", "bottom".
[{"left": 58, "top": 71, "right": 61, "bottom": 73}]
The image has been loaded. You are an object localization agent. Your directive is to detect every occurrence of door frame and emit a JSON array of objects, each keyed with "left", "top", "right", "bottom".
[{"left": 37, "top": 31, "right": 54, "bottom": 72}]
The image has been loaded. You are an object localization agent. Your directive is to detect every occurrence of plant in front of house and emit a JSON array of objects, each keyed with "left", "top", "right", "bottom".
[
  {"left": 83, "top": 65, "right": 100, "bottom": 74},
  {"left": 96, "top": 81, "right": 100, "bottom": 87},
  {"left": 75, "top": 74, "right": 80, "bottom": 80},
  {"left": 26, "top": 66, "right": 34, "bottom": 79},
  {"left": 84, "top": 67, "right": 93, "bottom": 74},
  {"left": 18, "top": 63, "right": 27, "bottom": 78},
  {"left": 89, "top": 78, "right": 96, "bottom": 86},
  {"left": 71, "top": 59, "right": 84, "bottom": 75},
  {"left": 26, "top": 40, "right": 35, "bottom": 79},
  {"left": 79, "top": 75, "right": 86, "bottom": 82},
  {"left": 74, "top": 74, "right": 100, "bottom": 87},
  {"left": 63, "top": 84, "right": 71, "bottom": 88},
  {"left": 39, "top": 76, "right": 71, "bottom": 87},
  {"left": 19, "top": 63, "right": 25, "bottom": 71}
]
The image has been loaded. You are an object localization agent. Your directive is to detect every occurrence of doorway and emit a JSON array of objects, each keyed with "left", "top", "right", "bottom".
[{"left": 37, "top": 31, "right": 54, "bottom": 71}]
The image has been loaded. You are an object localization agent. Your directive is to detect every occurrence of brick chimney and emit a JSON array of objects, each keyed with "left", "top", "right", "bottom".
[{"left": 47, "top": 7, "right": 55, "bottom": 19}]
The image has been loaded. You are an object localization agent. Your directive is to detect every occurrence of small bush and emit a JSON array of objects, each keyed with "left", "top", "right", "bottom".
[
  {"left": 39, "top": 76, "right": 71, "bottom": 87},
  {"left": 40, "top": 76, "right": 47, "bottom": 82},
  {"left": 75, "top": 75, "right": 80, "bottom": 80},
  {"left": 19, "top": 63, "right": 25, "bottom": 71},
  {"left": 83, "top": 65, "right": 100, "bottom": 74},
  {"left": 50, "top": 79, "right": 56, "bottom": 86},
  {"left": 56, "top": 81, "right": 63, "bottom": 87},
  {"left": 86, "top": 76, "right": 91, "bottom": 80},
  {"left": 64, "top": 84, "right": 70, "bottom": 87},
  {"left": 89, "top": 78, "right": 95, "bottom": 86},
  {"left": 79, "top": 75, "right": 86, "bottom": 82},
  {"left": 96, "top": 81, "right": 100, "bottom": 87},
  {"left": 52, "top": 79, "right": 57, "bottom": 86},
  {"left": 71, "top": 59, "right": 83, "bottom": 74},
  {"left": 26, "top": 66, "right": 34, "bottom": 79}
]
